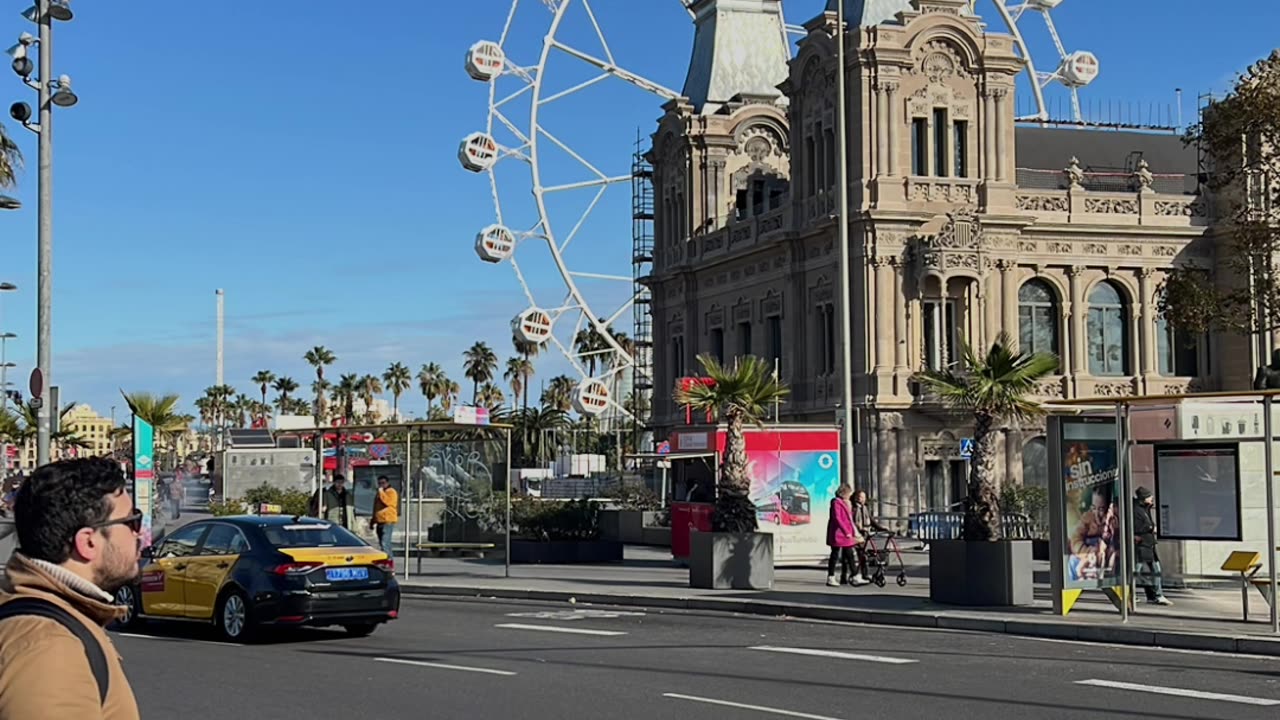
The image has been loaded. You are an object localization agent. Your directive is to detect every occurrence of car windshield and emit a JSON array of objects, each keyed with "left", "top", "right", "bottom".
[{"left": 262, "top": 522, "right": 367, "bottom": 548}]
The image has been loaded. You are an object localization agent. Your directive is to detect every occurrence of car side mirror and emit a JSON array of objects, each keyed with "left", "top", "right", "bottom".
[{"left": 140, "top": 545, "right": 156, "bottom": 559}]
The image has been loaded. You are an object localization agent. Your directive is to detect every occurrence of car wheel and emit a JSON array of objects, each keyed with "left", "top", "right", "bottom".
[
  {"left": 215, "top": 589, "right": 253, "bottom": 642},
  {"left": 342, "top": 623, "right": 377, "bottom": 637},
  {"left": 113, "top": 585, "right": 141, "bottom": 629}
]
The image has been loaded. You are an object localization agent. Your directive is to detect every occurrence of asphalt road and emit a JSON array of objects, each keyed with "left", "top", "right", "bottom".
[{"left": 114, "top": 595, "right": 1280, "bottom": 720}]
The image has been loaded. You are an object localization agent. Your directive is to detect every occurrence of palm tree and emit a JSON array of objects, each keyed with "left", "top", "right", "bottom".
[
  {"left": 499, "top": 406, "right": 568, "bottom": 466},
  {"left": 304, "top": 346, "right": 336, "bottom": 421},
  {"left": 574, "top": 323, "right": 608, "bottom": 377},
  {"left": 251, "top": 370, "right": 275, "bottom": 420},
  {"left": 541, "top": 375, "right": 575, "bottom": 413},
  {"left": 504, "top": 357, "right": 533, "bottom": 412},
  {"left": 476, "top": 383, "right": 505, "bottom": 412},
  {"left": 463, "top": 342, "right": 498, "bottom": 404},
  {"left": 674, "top": 354, "right": 790, "bottom": 533},
  {"left": 439, "top": 378, "right": 461, "bottom": 414},
  {"left": 311, "top": 378, "right": 331, "bottom": 423},
  {"left": 917, "top": 332, "right": 1059, "bottom": 541},
  {"left": 0, "top": 124, "right": 22, "bottom": 190},
  {"left": 272, "top": 376, "right": 299, "bottom": 414},
  {"left": 233, "top": 394, "right": 254, "bottom": 428},
  {"left": 417, "top": 362, "right": 445, "bottom": 415},
  {"left": 335, "top": 374, "right": 359, "bottom": 424},
  {"left": 382, "top": 362, "right": 412, "bottom": 420},
  {"left": 512, "top": 334, "right": 544, "bottom": 412},
  {"left": 359, "top": 374, "right": 384, "bottom": 422}
]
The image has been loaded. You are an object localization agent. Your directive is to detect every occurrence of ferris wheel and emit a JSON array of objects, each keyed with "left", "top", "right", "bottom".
[
  {"left": 982, "top": 0, "right": 1099, "bottom": 123},
  {"left": 459, "top": 0, "right": 759, "bottom": 420}
]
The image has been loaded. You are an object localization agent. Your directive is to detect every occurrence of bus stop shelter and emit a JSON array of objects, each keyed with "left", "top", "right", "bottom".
[
  {"left": 274, "top": 420, "right": 514, "bottom": 579},
  {"left": 1045, "top": 391, "right": 1280, "bottom": 633}
]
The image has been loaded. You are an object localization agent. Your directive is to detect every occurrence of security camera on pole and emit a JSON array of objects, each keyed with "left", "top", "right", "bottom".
[{"left": 7, "top": 1, "right": 76, "bottom": 467}]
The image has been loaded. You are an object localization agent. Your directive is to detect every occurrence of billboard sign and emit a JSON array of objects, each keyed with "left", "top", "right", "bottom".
[
  {"left": 132, "top": 415, "right": 156, "bottom": 549},
  {"left": 1053, "top": 416, "right": 1123, "bottom": 592}
]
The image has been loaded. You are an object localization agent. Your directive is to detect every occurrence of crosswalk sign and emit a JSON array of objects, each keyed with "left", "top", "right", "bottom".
[{"left": 959, "top": 438, "right": 974, "bottom": 458}]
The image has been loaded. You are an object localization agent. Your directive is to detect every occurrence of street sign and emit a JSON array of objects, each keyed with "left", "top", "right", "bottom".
[
  {"left": 370, "top": 443, "right": 389, "bottom": 460},
  {"left": 27, "top": 397, "right": 41, "bottom": 410},
  {"left": 960, "top": 438, "right": 974, "bottom": 458},
  {"left": 656, "top": 440, "right": 671, "bottom": 456},
  {"left": 27, "top": 368, "right": 41, "bottom": 399}
]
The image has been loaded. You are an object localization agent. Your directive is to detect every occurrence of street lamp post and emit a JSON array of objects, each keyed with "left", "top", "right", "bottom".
[
  {"left": 834, "top": 0, "right": 857, "bottom": 491},
  {"left": 8, "top": 1, "right": 76, "bottom": 468},
  {"left": 0, "top": 280, "right": 16, "bottom": 474}
]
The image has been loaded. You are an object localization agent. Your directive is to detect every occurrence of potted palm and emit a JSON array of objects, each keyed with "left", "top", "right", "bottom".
[
  {"left": 917, "top": 332, "right": 1057, "bottom": 607},
  {"left": 674, "top": 354, "right": 789, "bottom": 590}
]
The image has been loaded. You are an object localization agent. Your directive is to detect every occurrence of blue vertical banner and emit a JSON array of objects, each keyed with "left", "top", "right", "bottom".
[{"left": 133, "top": 416, "right": 155, "bottom": 548}]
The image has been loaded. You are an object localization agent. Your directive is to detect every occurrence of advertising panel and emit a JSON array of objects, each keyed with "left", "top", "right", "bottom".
[
  {"left": 1154, "top": 445, "right": 1241, "bottom": 541},
  {"left": 714, "top": 428, "right": 841, "bottom": 563},
  {"left": 132, "top": 416, "right": 156, "bottom": 548},
  {"left": 1059, "top": 417, "right": 1123, "bottom": 590}
]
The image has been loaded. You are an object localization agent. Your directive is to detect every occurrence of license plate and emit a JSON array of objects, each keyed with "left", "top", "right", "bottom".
[{"left": 325, "top": 567, "right": 369, "bottom": 582}]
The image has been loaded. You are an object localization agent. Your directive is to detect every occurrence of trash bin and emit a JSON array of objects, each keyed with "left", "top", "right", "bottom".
[{"left": 671, "top": 502, "right": 714, "bottom": 560}]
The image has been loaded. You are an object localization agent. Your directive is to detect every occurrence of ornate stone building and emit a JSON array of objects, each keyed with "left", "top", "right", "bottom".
[{"left": 648, "top": 0, "right": 1222, "bottom": 515}]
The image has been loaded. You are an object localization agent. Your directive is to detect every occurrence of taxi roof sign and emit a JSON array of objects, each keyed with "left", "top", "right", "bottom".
[{"left": 256, "top": 503, "right": 283, "bottom": 515}]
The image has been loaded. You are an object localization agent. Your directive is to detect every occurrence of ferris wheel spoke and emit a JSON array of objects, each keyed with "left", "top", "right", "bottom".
[
  {"left": 537, "top": 125, "right": 609, "bottom": 181},
  {"left": 579, "top": 0, "right": 617, "bottom": 67},
  {"left": 494, "top": 82, "right": 535, "bottom": 111},
  {"left": 548, "top": 40, "right": 682, "bottom": 102},
  {"left": 537, "top": 73, "right": 612, "bottom": 107},
  {"left": 541, "top": 175, "right": 631, "bottom": 194},
  {"left": 557, "top": 183, "right": 608, "bottom": 254},
  {"left": 493, "top": 110, "right": 532, "bottom": 147},
  {"left": 509, "top": 257, "right": 538, "bottom": 308},
  {"left": 568, "top": 271, "right": 634, "bottom": 282},
  {"left": 500, "top": 0, "right": 524, "bottom": 46}
]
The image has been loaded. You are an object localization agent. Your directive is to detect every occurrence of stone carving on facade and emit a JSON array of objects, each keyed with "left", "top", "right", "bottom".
[
  {"left": 909, "top": 180, "right": 978, "bottom": 204},
  {"left": 1132, "top": 159, "right": 1154, "bottom": 190},
  {"left": 1018, "top": 240, "right": 1037, "bottom": 253},
  {"left": 1048, "top": 241, "right": 1073, "bottom": 254},
  {"left": 705, "top": 234, "right": 725, "bottom": 252},
  {"left": 730, "top": 269, "right": 742, "bottom": 282},
  {"left": 731, "top": 226, "right": 751, "bottom": 246},
  {"left": 762, "top": 293, "right": 782, "bottom": 317},
  {"left": 717, "top": 273, "right": 728, "bottom": 284},
  {"left": 732, "top": 300, "right": 752, "bottom": 322},
  {"left": 1035, "top": 377, "right": 1065, "bottom": 398},
  {"left": 1084, "top": 197, "right": 1139, "bottom": 215},
  {"left": 1152, "top": 246, "right": 1177, "bottom": 257},
  {"left": 913, "top": 211, "right": 986, "bottom": 280},
  {"left": 1016, "top": 193, "right": 1070, "bottom": 212},
  {"left": 1119, "top": 244, "right": 1142, "bottom": 256},
  {"left": 760, "top": 211, "right": 785, "bottom": 234},
  {"left": 1065, "top": 157, "right": 1085, "bottom": 188},
  {"left": 907, "top": 83, "right": 974, "bottom": 123},
  {"left": 919, "top": 434, "right": 963, "bottom": 462},
  {"left": 1093, "top": 380, "right": 1138, "bottom": 397},
  {"left": 1083, "top": 242, "right": 1107, "bottom": 255},
  {"left": 911, "top": 39, "right": 972, "bottom": 83},
  {"left": 706, "top": 306, "right": 725, "bottom": 328},
  {"left": 1154, "top": 198, "right": 1209, "bottom": 218}
]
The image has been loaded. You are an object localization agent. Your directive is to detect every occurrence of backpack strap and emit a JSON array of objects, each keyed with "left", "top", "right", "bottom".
[{"left": 0, "top": 598, "right": 109, "bottom": 704}]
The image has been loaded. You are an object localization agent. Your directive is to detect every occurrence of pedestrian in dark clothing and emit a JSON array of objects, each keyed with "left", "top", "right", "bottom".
[
  {"left": 852, "top": 490, "right": 887, "bottom": 583},
  {"left": 1133, "top": 486, "right": 1171, "bottom": 606}
]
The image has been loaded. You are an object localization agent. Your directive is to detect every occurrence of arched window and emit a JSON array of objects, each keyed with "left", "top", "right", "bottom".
[
  {"left": 1022, "top": 438, "right": 1048, "bottom": 489},
  {"left": 1087, "top": 281, "right": 1129, "bottom": 376},
  {"left": 1157, "top": 316, "right": 1201, "bottom": 377},
  {"left": 1018, "top": 280, "right": 1060, "bottom": 361}
]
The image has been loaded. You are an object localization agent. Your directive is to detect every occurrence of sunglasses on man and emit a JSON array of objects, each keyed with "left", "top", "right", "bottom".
[{"left": 91, "top": 509, "right": 143, "bottom": 534}]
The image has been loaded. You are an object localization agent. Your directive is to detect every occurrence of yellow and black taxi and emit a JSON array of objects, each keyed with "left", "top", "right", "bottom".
[{"left": 114, "top": 514, "right": 400, "bottom": 641}]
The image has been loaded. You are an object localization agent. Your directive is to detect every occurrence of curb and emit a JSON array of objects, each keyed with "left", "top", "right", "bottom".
[{"left": 400, "top": 584, "right": 1280, "bottom": 658}]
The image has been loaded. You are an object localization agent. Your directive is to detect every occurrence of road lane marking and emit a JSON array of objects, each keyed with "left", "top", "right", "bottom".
[
  {"left": 114, "top": 632, "right": 241, "bottom": 648},
  {"left": 505, "top": 609, "right": 645, "bottom": 621},
  {"left": 663, "top": 693, "right": 846, "bottom": 720},
  {"left": 494, "top": 622, "right": 627, "bottom": 636},
  {"left": 375, "top": 657, "right": 516, "bottom": 676},
  {"left": 1075, "top": 679, "right": 1280, "bottom": 706},
  {"left": 750, "top": 645, "right": 917, "bottom": 665}
]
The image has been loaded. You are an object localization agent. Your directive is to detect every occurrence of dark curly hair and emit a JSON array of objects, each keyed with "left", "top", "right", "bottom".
[{"left": 14, "top": 457, "right": 128, "bottom": 563}]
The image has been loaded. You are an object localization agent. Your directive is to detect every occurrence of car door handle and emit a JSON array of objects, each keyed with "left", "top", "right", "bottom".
[
  {"left": 174, "top": 564, "right": 187, "bottom": 571},
  {"left": 215, "top": 562, "right": 229, "bottom": 569}
]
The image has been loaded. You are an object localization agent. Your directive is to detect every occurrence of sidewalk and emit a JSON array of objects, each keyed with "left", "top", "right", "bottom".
[{"left": 396, "top": 546, "right": 1280, "bottom": 657}]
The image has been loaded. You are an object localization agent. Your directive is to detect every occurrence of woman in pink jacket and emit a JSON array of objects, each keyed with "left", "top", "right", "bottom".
[{"left": 826, "top": 484, "right": 864, "bottom": 586}]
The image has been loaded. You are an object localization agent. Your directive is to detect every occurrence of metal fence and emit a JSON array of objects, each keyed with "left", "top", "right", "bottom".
[{"left": 908, "top": 511, "right": 1036, "bottom": 542}]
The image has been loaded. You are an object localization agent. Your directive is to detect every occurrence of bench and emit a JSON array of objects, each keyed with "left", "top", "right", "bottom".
[{"left": 1221, "top": 551, "right": 1269, "bottom": 620}]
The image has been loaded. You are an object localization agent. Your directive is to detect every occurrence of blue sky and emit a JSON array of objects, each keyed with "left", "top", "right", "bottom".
[{"left": 0, "top": 0, "right": 1274, "bottom": 421}]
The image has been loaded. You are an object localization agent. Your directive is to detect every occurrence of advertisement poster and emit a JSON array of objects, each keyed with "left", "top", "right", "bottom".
[
  {"left": 1155, "top": 445, "right": 1241, "bottom": 541},
  {"left": 714, "top": 428, "right": 841, "bottom": 562},
  {"left": 1059, "top": 418, "right": 1123, "bottom": 590},
  {"left": 132, "top": 416, "right": 156, "bottom": 548}
]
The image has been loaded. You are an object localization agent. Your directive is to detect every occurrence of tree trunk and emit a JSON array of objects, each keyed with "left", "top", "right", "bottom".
[
  {"left": 713, "top": 410, "right": 759, "bottom": 533},
  {"left": 964, "top": 412, "right": 1002, "bottom": 541}
]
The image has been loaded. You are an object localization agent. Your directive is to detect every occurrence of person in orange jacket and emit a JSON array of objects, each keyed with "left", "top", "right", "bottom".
[{"left": 371, "top": 475, "right": 399, "bottom": 556}]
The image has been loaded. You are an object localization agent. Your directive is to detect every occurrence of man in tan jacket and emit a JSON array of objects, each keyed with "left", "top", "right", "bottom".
[{"left": 0, "top": 457, "right": 142, "bottom": 719}]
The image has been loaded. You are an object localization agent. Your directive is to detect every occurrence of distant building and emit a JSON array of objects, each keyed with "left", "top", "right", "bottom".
[{"left": 61, "top": 404, "right": 115, "bottom": 459}]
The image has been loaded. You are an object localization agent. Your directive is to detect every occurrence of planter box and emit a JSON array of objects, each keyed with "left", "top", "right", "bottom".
[
  {"left": 1032, "top": 539, "right": 1050, "bottom": 562},
  {"left": 929, "top": 539, "right": 1033, "bottom": 607},
  {"left": 689, "top": 531, "right": 774, "bottom": 590},
  {"left": 509, "top": 540, "right": 623, "bottom": 565},
  {"left": 640, "top": 526, "right": 671, "bottom": 548}
]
